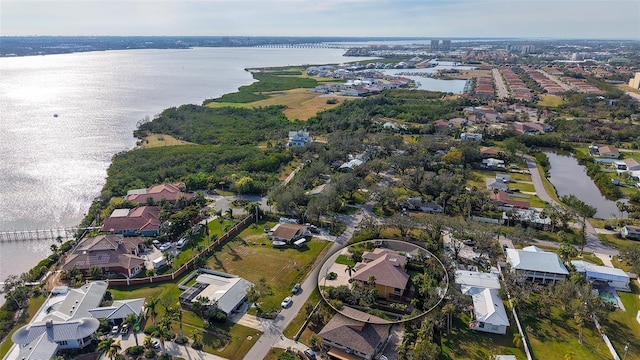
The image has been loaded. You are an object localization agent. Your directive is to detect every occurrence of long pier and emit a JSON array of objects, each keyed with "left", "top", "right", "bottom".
[
  {"left": 0, "top": 227, "right": 100, "bottom": 242},
  {"left": 252, "top": 43, "right": 350, "bottom": 49}
]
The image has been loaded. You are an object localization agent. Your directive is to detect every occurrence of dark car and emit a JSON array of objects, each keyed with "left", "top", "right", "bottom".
[
  {"left": 303, "top": 349, "right": 317, "bottom": 360},
  {"left": 291, "top": 283, "right": 302, "bottom": 294}
]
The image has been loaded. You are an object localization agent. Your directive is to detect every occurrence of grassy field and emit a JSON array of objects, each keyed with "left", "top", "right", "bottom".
[
  {"left": 0, "top": 296, "right": 47, "bottom": 358},
  {"left": 602, "top": 281, "right": 640, "bottom": 360},
  {"left": 207, "top": 88, "right": 350, "bottom": 120},
  {"left": 440, "top": 312, "right": 526, "bottom": 359},
  {"left": 524, "top": 306, "right": 609, "bottom": 360},
  {"left": 205, "top": 224, "right": 332, "bottom": 311},
  {"left": 467, "top": 169, "right": 546, "bottom": 208},
  {"left": 139, "top": 134, "right": 195, "bottom": 148},
  {"left": 537, "top": 94, "right": 566, "bottom": 107}
]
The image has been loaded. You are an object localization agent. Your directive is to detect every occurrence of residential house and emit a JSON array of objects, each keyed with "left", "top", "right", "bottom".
[
  {"left": 505, "top": 246, "right": 569, "bottom": 283},
  {"left": 62, "top": 234, "right": 146, "bottom": 278},
  {"left": 87, "top": 298, "right": 145, "bottom": 325},
  {"left": 339, "top": 153, "right": 367, "bottom": 172},
  {"left": 623, "top": 158, "right": 640, "bottom": 171},
  {"left": 460, "top": 132, "right": 483, "bottom": 141},
  {"left": 400, "top": 197, "right": 444, "bottom": 213},
  {"left": 101, "top": 206, "right": 161, "bottom": 236},
  {"left": 469, "top": 288, "right": 510, "bottom": 334},
  {"left": 455, "top": 270, "right": 509, "bottom": 335},
  {"left": 125, "top": 182, "right": 192, "bottom": 204},
  {"left": 288, "top": 129, "right": 311, "bottom": 147},
  {"left": 8, "top": 281, "right": 145, "bottom": 360},
  {"left": 598, "top": 145, "right": 620, "bottom": 159},
  {"left": 179, "top": 272, "right": 253, "bottom": 316},
  {"left": 352, "top": 249, "right": 410, "bottom": 299},
  {"left": 621, "top": 225, "right": 640, "bottom": 240},
  {"left": 480, "top": 147, "right": 503, "bottom": 158},
  {"left": 449, "top": 117, "right": 470, "bottom": 128},
  {"left": 318, "top": 307, "right": 392, "bottom": 360},
  {"left": 268, "top": 223, "right": 309, "bottom": 244},
  {"left": 490, "top": 190, "right": 530, "bottom": 209},
  {"left": 571, "top": 260, "right": 630, "bottom": 292},
  {"left": 486, "top": 178, "right": 509, "bottom": 192},
  {"left": 482, "top": 158, "right": 505, "bottom": 170},
  {"left": 503, "top": 209, "right": 551, "bottom": 227}
]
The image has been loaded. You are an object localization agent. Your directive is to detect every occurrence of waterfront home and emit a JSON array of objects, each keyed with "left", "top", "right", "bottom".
[
  {"left": 505, "top": 246, "right": 569, "bottom": 283},
  {"left": 352, "top": 249, "right": 410, "bottom": 300},
  {"left": 621, "top": 225, "right": 640, "bottom": 240},
  {"left": 62, "top": 234, "right": 146, "bottom": 278},
  {"left": 126, "top": 182, "right": 192, "bottom": 204},
  {"left": 179, "top": 272, "right": 253, "bottom": 316},
  {"left": 88, "top": 298, "right": 146, "bottom": 324},
  {"left": 318, "top": 307, "right": 392, "bottom": 360},
  {"left": 598, "top": 145, "right": 620, "bottom": 159},
  {"left": 288, "top": 129, "right": 311, "bottom": 147},
  {"left": 571, "top": 260, "right": 630, "bottom": 292},
  {"left": 101, "top": 206, "right": 161, "bottom": 236}
]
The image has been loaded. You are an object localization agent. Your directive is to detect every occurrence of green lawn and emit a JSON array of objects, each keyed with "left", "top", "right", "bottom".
[
  {"left": 440, "top": 312, "right": 526, "bottom": 359},
  {"left": 601, "top": 282, "right": 640, "bottom": 360},
  {"left": 0, "top": 296, "right": 47, "bottom": 358},
  {"left": 335, "top": 254, "right": 355, "bottom": 266},
  {"left": 524, "top": 306, "right": 609, "bottom": 360},
  {"left": 206, "top": 226, "right": 331, "bottom": 312}
]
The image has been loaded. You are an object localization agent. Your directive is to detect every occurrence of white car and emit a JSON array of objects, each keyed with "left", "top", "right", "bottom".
[
  {"left": 281, "top": 297, "right": 293, "bottom": 308},
  {"left": 159, "top": 242, "right": 172, "bottom": 252},
  {"left": 111, "top": 325, "right": 119, "bottom": 335},
  {"left": 176, "top": 237, "right": 188, "bottom": 249}
]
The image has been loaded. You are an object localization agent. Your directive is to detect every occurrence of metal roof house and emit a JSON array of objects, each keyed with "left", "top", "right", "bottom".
[
  {"left": 506, "top": 246, "right": 569, "bottom": 283},
  {"left": 571, "top": 260, "right": 631, "bottom": 292},
  {"left": 455, "top": 270, "right": 501, "bottom": 296},
  {"left": 469, "top": 288, "right": 510, "bottom": 335},
  {"left": 179, "top": 272, "right": 253, "bottom": 316}
]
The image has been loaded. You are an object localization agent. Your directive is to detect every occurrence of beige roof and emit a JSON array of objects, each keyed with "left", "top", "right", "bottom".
[{"left": 353, "top": 253, "right": 409, "bottom": 290}]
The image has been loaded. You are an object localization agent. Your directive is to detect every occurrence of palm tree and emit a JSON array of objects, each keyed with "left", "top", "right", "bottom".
[
  {"left": 124, "top": 313, "right": 139, "bottom": 346},
  {"left": 191, "top": 330, "right": 203, "bottom": 349},
  {"left": 107, "top": 340, "right": 122, "bottom": 360},
  {"left": 442, "top": 303, "right": 455, "bottom": 334},
  {"left": 152, "top": 323, "right": 173, "bottom": 355},
  {"left": 344, "top": 264, "right": 357, "bottom": 279},
  {"left": 574, "top": 312, "right": 584, "bottom": 345},
  {"left": 145, "top": 297, "right": 160, "bottom": 325},
  {"left": 97, "top": 337, "right": 115, "bottom": 358},
  {"left": 512, "top": 333, "right": 523, "bottom": 348}
]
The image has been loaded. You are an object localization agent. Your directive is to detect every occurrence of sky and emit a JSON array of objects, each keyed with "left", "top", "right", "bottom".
[{"left": 1, "top": 0, "right": 639, "bottom": 40}]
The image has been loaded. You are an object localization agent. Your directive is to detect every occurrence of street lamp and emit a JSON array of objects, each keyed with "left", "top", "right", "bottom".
[{"left": 624, "top": 342, "right": 629, "bottom": 360}]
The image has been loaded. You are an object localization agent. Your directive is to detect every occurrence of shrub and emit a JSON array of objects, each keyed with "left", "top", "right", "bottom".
[
  {"left": 174, "top": 335, "right": 189, "bottom": 345},
  {"left": 126, "top": 346, "right": 144, "bottom": 356},
  {"left": 144, "top": 348, "right": 156, "bottom": 359},
  {"left": 326, "top": 271, "right": 337, "bottom": 280}
]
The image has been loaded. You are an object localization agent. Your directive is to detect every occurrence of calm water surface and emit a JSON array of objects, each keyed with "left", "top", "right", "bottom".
[
  {"left": 545, "top": 152, "right": 622, "bottom": 219},
  {"left": 382, "top": 62, "right": 474, "bottom": 93},
  {"left": 0, "top": 47, "right": 368, "bottom": 281}
]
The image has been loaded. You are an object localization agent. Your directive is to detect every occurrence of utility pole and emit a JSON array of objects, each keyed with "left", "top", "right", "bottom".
[{"left": 624, "top": 342, "right": 629, "bottom": 360}]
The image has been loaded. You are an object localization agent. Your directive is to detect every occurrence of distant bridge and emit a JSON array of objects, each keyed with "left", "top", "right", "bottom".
[
  {"left": 252, "top": 43, "right": 350, "bottom": 49},
  {"left": 0, "top": 227, "right": 100, "bottom": 242}
]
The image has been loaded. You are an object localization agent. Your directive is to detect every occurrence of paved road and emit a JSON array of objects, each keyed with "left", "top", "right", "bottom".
[
  {"left": 492, "top": 68, "right": 509, "bottom": 99},
  {"left": 242, "top": 210, "right": 362, "bottom": 360},
  {"left": 525, "top": 156, "right": 618, "bottom": 256}
]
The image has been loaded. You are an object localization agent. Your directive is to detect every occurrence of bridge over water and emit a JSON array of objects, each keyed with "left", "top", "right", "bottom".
[
  {"left": 0, "top": 227, "right": 100, "bottom": 242},
  {"left": 252, "top": 43, "right": 350, "bottom": 49}
]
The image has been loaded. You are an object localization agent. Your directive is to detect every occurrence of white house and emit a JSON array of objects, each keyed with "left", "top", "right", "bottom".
[
  {"left": 506, "top": 246, "right": 569, "bottom": 283},
  {"left": 482, "top": 158, "right": 505, "bottom": 170},
  {"left": 461, "top": 132, "right": 483, "bottom": 141},
  {"left": 621, "top": 225, "right": 640, "bottom": 240},
  {"left": 571, "top": 260, "right": 631, "bottom": 291},
  {"left": 288, "top": 129, "right": 311, "bottom": 147},
  {"left": 496, "top": 173, "right": 511, "bottom": 183},
  {"left": 469, "top": 288, "right": 510, "bottom": 335},
  {"left": 179, "top": 272, "right": 253, "bottom": 316}
]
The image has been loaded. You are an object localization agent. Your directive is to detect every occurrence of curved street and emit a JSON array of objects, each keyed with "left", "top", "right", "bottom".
[{"left": 524, "top": 155, "right": 618, "bottom": 256}]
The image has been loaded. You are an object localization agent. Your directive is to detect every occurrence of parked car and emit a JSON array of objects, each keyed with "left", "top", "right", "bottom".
[
  {"left": 151, "top": 339, "right": 160, "bottom": 349},
  {"left": 463, "top": 239, "right": 475, "bottom": 246},
  {"left": 152, "top": 240, "right": 161, "bottom": 248},
  {"left": 159, "top": 242, "right": 172, "bottom": 252},
  {"left": 291, "top": 283, "right": 301, "bottom": 294},
  {"left": 176, "top": 237, "right": 188, "bottom": 249},
  {"left": 281, "top": 297, "right": 293, "bottom": 308},
  {"left": 502, "top": 244, "right": 509, "bottom": 251},
  {"left": 303, "top": 348, "right": 317, "bottom": 360},
  {"left": 121, "top": 323, "right": 129, "bottom": 334},
  {"left": 111, "top": 325, "right": 119, "bottom": 335}
]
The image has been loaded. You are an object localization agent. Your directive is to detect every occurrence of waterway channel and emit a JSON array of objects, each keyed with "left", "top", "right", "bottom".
[{"left": 545, "top": 151, "right": 622, "bottom": 219}]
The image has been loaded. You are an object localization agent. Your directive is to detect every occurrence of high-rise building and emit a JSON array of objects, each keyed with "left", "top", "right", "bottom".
[
  {"left": 441, "top": 40, "right": 452, "bottom": 51},
  {"left": 431, "top": 40, "right": 440, "bottom": 51},
  {"left": 629, "top": 72, "right": 640, "bottom": 89}
]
